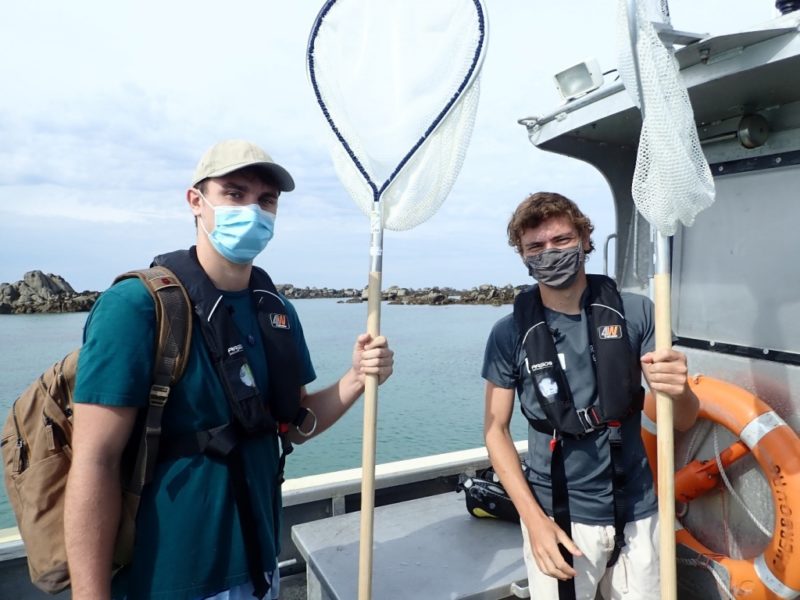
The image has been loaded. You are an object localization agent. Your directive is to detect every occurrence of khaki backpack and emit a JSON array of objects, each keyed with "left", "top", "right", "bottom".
[{"left": 0, "top": 266, "right": 192, "bottom": 594}]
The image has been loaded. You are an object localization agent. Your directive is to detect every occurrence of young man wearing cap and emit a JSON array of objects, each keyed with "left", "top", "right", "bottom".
[
  {"left": 64, "top": 140, "right": 394, "bottom": 600},
  {"left": 482, "top": 192, "right": 698, "bottom": 599}
]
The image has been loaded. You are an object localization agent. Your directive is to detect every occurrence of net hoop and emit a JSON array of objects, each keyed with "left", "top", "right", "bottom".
[{"left": 307, "top": 0, "right": 488, "bottom": 208}]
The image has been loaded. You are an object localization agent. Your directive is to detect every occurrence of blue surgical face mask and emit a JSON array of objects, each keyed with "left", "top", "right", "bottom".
[{"left": 197, "top": 190, "right": 275, "bottom": 264}]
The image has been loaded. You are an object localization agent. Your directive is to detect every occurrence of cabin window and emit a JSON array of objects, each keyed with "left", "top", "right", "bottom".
[{"left": 672, "top": 163, "right": 800, "bottom": 356}]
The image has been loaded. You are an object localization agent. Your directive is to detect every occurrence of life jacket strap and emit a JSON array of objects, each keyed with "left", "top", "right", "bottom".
[
  {"left": 227, "top": 446, "right": 269, "bottom": 600},
  {"left": 527, "top": 412, "right": 602, "bottom": 439},
  {"left": 550, "top": 437, "right": 577, "bottom": 600},
  {"left": 159, "top": 423, "right": 247, "bottom": 461},
  {"left": 534, "top": 417, "right": 628, "bottom": 582},
  {"left": 606, "top": 422, "right": 627, "bottom": 568}
]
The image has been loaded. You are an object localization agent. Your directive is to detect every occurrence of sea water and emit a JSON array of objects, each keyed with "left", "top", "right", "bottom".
[{"left": 0, "top": 299, "right": 528, "bottom": 529}]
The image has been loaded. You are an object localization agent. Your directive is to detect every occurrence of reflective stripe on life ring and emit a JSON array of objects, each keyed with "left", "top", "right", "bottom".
[{"left": 642, "top": 374, "right": 800, "bottom": 600}]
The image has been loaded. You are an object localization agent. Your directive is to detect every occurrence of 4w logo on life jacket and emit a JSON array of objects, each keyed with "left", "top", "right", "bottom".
[
  {"left": 270, "top": 313, "right": 290, "bottom": 330},
  {"left": 598, "top": 325, "right": 623, "bottom": 340}
]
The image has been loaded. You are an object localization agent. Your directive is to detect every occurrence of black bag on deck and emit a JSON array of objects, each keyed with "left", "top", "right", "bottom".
[{"left": 457, "top": 466, "right": 521, "bottom": 523}]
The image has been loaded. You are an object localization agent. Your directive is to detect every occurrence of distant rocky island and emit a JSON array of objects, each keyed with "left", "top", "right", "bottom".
[
  {"left": 279, "top": 284, "right": 523, "bottom": 306},
  {"left": 0, "top": 271, "right": 100, "bottom": 314},
  {"left": 1, "top": 272, "right": 525, "bottom": 314}
]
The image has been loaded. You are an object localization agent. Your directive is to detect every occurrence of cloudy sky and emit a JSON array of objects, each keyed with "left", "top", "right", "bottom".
[{"left": 0, "top": 1, "right": 776, "bottom": 292}]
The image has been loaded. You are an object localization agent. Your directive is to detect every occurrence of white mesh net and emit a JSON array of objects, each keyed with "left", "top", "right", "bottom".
[
  {"left": 308, "top": 0, "right": 487, "bottom": 231},
  {"left": 617, "top": 0, "right": 715, "bottom": 236}
]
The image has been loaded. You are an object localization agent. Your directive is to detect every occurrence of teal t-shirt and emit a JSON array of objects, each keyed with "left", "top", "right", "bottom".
[{"left": 74, "top": 278, "right": 316, "bottom": 600}]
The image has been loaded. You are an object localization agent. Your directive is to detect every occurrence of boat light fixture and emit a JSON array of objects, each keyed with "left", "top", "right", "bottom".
[{"left": 554, "top": 59, "right": 604, "bottom": 102}]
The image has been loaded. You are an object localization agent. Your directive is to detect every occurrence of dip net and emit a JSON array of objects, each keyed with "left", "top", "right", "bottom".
[
  {"left": 617, "top": 0, "right": 715, "bottom": 236},
  {"left": 307, "top": 0, "right": 487, "bottom": 229},
  {"left": 616, "top": 2, "right": 716, "bottom": 599},
  {"left": 307, "top": 2, "right": 488, "bottom": 598}
]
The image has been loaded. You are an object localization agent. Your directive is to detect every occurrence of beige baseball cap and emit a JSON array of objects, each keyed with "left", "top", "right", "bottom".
[{"left": 191, "top": 139, "right": 295, "bottom": 191}]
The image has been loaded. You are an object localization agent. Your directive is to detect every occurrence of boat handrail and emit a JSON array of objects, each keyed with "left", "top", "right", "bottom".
[{"left": 0, "top": 441, "right": 529, "bottom": 561}]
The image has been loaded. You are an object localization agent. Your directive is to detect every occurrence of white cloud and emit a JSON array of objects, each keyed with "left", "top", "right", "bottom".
[
  {"left": 0, "top": 0, "right": 775, "bottom": 291},
  {"left": 0, "top": 186, "right": 187, "bottom": 224}
]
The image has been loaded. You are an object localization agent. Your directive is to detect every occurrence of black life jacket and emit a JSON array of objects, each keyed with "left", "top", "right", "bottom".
[
  {"left": 513, "top": 274, "right": 644, "bottom": 593},
  {"left": 151, "top": 247, "right": 308, "bottom": 600},
  {"left": 513, "top": 274, "right": 643, "bottom": 437},
  {"left": 153, "top": 247, "right": 307, "bottom": 435}
]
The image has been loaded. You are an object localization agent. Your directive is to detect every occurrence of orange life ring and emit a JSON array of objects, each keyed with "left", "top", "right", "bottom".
[{"left": 641, "top": 374, "right": 800, "bottom": 600}]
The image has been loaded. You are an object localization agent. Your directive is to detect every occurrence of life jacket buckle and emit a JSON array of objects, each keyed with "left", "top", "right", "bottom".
[
  {"left": 576, "top": 406, "right": 602, "bottom": 434},
  {"left": 607, "top": 420, "right": 623, "bottom": 444}
]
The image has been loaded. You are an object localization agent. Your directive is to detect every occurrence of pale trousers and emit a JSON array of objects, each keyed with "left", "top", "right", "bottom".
[
  {"left": 520, "top": 514, "right": 660, "bottom": 600},
  {"left": 199, "top": 571, "right": 280, "bottom": 600}
]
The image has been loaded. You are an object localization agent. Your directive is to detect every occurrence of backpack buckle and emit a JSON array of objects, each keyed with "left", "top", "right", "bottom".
[{"left": 148, "top": 384, "right": 171, "bottom": 407}]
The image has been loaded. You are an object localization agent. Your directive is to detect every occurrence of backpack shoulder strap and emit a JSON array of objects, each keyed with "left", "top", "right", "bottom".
[
  {"left": 114, "top": 265, "right": 192, "bottom": 483},
  {"left": 110, "top": 266, "right": 193, "bottom": 567},
  {"left": 114, "top": 266, "right": 193, "bottom": 385}
]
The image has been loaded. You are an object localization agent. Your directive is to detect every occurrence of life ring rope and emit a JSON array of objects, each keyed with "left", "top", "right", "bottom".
[
  {"left": 676, "top": 555, "right": 737, "bottom": 600},
  {"left": 710, "top": 426, "right": 773, "bottom": 538}
]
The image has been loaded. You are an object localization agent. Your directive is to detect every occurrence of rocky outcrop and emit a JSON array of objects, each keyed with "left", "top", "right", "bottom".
[
  {"left": 0, "top": 275, "right": 525, "bottom": 314},
  {"left": 275, "top": 283, "right": 526, "bottom": 306},
  {"left": 0, "top": 271, "right": 99, "bottom": 314},
  {"left": 383, "top": 284, "right": 524, "bottom": 306},
  {"left": 276, "top": 285, "right": 362, "bottom": 301}
]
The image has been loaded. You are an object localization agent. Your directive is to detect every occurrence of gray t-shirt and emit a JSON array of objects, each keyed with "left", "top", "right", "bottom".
[{"left": 482, "top": 291, "right": 657, "bottom": 525}]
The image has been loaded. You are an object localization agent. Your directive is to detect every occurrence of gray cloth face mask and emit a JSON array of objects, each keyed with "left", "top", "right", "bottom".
[{"left": 524, "top": 243, "right": 584, "bottom": 289}]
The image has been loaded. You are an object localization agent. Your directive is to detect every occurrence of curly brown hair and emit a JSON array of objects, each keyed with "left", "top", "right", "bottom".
[{"left": 507, "top": 192, "right": 595, "bottom": 255}]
